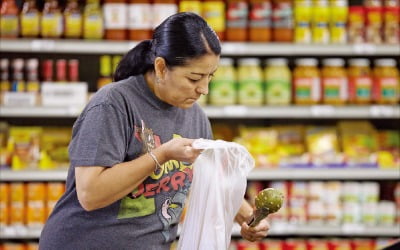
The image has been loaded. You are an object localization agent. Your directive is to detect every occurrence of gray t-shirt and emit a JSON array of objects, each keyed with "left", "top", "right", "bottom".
[{"left": 39, "top": 75, "right": 212, "bottom": 250}]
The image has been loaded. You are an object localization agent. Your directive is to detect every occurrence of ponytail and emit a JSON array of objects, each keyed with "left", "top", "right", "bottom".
[{"left": 113, "top": 40, "right": 154, "bottom": 81}]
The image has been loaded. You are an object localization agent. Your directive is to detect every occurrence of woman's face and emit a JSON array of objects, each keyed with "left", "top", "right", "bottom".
[{"left": 156, "top": 54, "right": 220, "bottom": 109}]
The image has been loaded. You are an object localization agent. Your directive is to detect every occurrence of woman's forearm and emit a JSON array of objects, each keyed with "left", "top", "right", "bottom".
[
  {"left": 235, "top": 200, "right": 254, "bottom": 225},
  {"left": 75, "top": 147, "right": 167, "bottom": 211}
]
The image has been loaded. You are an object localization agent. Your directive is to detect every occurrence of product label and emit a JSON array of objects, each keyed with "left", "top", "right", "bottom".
[
  {"left": 226, "top": 2, "right": 248, "bottom": 28},
  {"left": 41, "top": 13, "right": 63, "bottom": 37},
  {"left": 322, "top": 77, "right": 348, "bottom": 101},
  {"left": 103, "top": 3, "right": 128, "bottom": 29},
  {"left": 312, "top": 22, "right": 329, "bottom": 44},
  {"left": 179, "top": 1, "right": 202, "bottom": 15},
  {"left": 153, "top": 4, "right": 178, "bottom": 28},
  {"left": 0, "top": 15, "right": 19, "bottom": 36},
  {"left": 294, "top": 5, "right": 311, "bottom": 22},
  {"left": 265, "top": 78, "right": 291, "bottom": 105},
  {"left": 65, "top": 13, "right": 82, "bottom": 37},
  {"left": 272, "top": 3, "right": 293, "bottom": 29},
  {"left": 203, "top": 2, "right": 225, "bottom": 32},
  {"left": 238, "top": 80, "right": 263, "bottom": 105},
  {"left": 128, "top": 4, "right": 153, "bottom": 29},
  {"left": 295, "top": 22, "right": 311, "bottom": 43},
  {"left": 209, "top": 80, "right": 236, "bottom": 105},
  {"left": 21, "top": 13, "right": 40, "bottom": 37},
  {"left": 377, "top": 77, "right": 398, "bottom": 101},
  {"left": 350, "top": 76, "right": 372, "bottom": 101},
  {"left": 330, "top": 22, "right": 346, "bottom": 44},
  {"left": 83, "top": 15, "right": 104, "bottom": 39},
  {"left": 294, "top": 77, "right": 320, "bottom": 101},
  {"left": 249, "top": 2, "right": 271, "bottom": 28}
]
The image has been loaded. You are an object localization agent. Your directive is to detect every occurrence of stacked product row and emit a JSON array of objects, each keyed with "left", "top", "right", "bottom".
[
  {"left": 213, "top": 120, "right": 399, "bottom": 168},
  {"left": 0, "top": 182, "right": 65, "bottom": 230},
  {"left": 1, "top": 0, "right": 398, "bottom": 44},
  {"left": 246, "top": 180, "right": 400, "bottom": 226},
  {"left": 205, "top": 57, "right": 399, "bottom": 106}
]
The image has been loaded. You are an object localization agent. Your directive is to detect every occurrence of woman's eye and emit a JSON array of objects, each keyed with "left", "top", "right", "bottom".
[{"left": 188, "top": 78, "right": 201, "bottom": 83}]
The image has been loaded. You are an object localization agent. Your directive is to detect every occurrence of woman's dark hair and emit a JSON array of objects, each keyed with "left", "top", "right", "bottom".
[{"left": 114, "top": 12, "right": 221, "bottom": 81}]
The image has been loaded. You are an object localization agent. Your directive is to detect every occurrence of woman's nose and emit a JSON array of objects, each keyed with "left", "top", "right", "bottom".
[{"left": 196, "top": 80, "right": 209, "bottom": 95}]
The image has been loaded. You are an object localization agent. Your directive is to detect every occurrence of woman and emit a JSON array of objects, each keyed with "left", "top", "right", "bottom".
[{"left": 39, "top": 12, "right": 269, "bottom": 249}]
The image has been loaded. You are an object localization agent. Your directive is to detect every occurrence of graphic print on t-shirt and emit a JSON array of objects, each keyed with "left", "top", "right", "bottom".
[{"left": 117, "top": 121, "right": 193, "bottom": 242}]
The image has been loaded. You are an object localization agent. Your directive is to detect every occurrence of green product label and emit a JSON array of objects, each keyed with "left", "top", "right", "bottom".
[
  {"left": 265, "top": 79, "right": 290, "bottom": 104},
  {"left": 356, "top": 88, "right": 371, "bottom": 98},
  {"left": 296, "top": 87, "right": 310, "bottom": 98},
  {"left": 324, "top": 87, "right": 339, "bottom": 98},
  {"left": 382, "top": 88, "right": 395, "bottom": 98},
  {"left": 238, "top": 80, "right": 263, "bottom": 105},
  {"left": 209, "top": 80, "right": 236, "bottom": 105}
]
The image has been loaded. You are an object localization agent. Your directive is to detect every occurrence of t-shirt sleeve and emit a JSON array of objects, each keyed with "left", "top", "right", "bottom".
[{"left": 69, "top": 103, "right": 131, "bottom": 168}]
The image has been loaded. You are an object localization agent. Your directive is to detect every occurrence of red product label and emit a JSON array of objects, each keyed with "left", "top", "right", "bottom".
[
  {"left": 249, "top": 2, "right": 271, "bottom": 28},
  {"left": 227, "top": 2, "right": 248, "bottom": 28},
  {"left": 349, "top": 76, "right": 372, "bottom": 102}
]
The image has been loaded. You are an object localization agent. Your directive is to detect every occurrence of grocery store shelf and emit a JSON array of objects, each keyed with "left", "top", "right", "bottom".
[
  {"left": 2, "top": 105, "right": 399, "bottom": 119},
  {"left": 1, "top": 39, "right": 399, "bottom": 56},
  {"left": 2, "top": 224, "right": 399, "bottom": 239},
  {"left": 247, "top": 168, "right": 400, "bottom": 180},
  {"left": 231, "top": 224, "right": 400, "bottom": 237},
  {"left": 0, "top": 170, "right": 68, "bottom": 181},
  {"left": 1, "top": 168, "right": 398, "bottom": 182}
]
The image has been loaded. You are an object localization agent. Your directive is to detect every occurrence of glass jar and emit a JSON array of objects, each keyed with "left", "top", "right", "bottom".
[
  {"left": 209, "top": 58, "right": 237, "bottom": 105},
  {"left": 348, "top": 58, "right": 373, "bottom": 104},
  {"left": 373, "top": 58, "right": 399, "bottom": 104},
  {"left": 237, "top": 58, "right": 264, "bottom": 105},
  {"left": 293, "top": 58, "right": 321, "bottom": 105},
  {"left": 321, "top": 58, "right": 348, "bottom": 105},
  {"left": 264, "top": 58, "right": 291, "bottom": 105}
]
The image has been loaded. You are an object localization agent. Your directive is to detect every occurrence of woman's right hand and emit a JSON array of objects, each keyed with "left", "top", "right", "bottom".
[{"left": 159, "top": 138, "right": 203, "bottom": 163}]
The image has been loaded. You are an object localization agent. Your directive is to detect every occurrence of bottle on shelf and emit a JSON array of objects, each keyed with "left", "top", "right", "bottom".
[
  {"left": 56, "top": 59, "right": 67, "bottom": 82},
  {"left": 264, "top": 58, "right": 291, "bottom": 105},
  {"left": 373, "top": 58, "right": 399, "bottom": 104},
  {"left": 0, "top": 58, "right": 10, "bottom": 93},
  {"left": 330, "top": 0, "right": 348, "bottom": 44},
  {"left": 179, "top": 0, "right": 202, "bottom": 16},
  {"left": 0, "top": 0, "right": 19, "bottom": 38},
  {"left": 365, "top": 0, "right": 383, "bottom": 44},
  {"left": 25, "top": 58, "right": 40, "bottom": 93},
  {"left": 294, "top": 0, "right": 312, "bottom": 44},
  {"left": 348, "top": 58, "right": 373, "bottom": 105},
  {"left": 237, "top": 58, "right": 264, "bottom": 106},
  {"left": 348, "top": 3, "right": 366, "bottom": 44},
  {"left": 42, "top": 59, "right": 54, "bottom": 82},
  {"left": 311, "top": 0, "right": 330, "bottom": 44},
  {"left": 271, "top": 0, "right": 293, "bottom": 42},
  {"left": 383, "top": 0, "right": 400, "bottom": 44},
  {"left": 41, "top": 0, "right": 64, "bottom": 39},
  {"left": 103, "top": 0, "right": 128, "bottom": 40},
  {"left": 128, "top": 0, "right": 153, "bottom": 40},
  {"left": 293, "top": 58, "right": 321, "bottom": 105},
  {"left": 202, "top": 0, "right": 226, "bottom": 40},
  {"left": 97, "top": 55, "right": 113, "bottom": 89},
  {"left": 64, "top": 0, "right": 83, "bottom": 39},
  {"left": 248, "top": 0, "right": 272, "bottom": 42},
  {"left": 11, "top": 59, "right": 25, "bottom": 92},
  {"left": 20, "top": 0, "right": 40, "bottom": 38},
  {"left": 153, "top": 0, "right": 178, "bottom": 28},
  {"left": 82, "top": 0, "right": 104, "bottom": 40},
  {"left": 225, "top": 0, "right": 249, "bottom": 41},
  {"left": 321, "top": 58, "right": 348, "bottom": 105},
  {"left": 68, "top": 59, "right": 80, "bottom": 82},
  {"left": 209, "top": 58, "right": 236, "bottom": 106}
]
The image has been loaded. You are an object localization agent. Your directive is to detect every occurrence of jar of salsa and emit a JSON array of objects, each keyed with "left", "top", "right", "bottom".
[
  {"left": 271, "top": 0, "right": 293, "bottom": 42},
  {"left": 264, "top": 58, "right": 291, "bottom": 105},
  {"left": 321, "top": 58, "right": 348, "bottom": 105},
  {"left": 20, "top": 0, "right": 40, "bottom": 38},
  {"left": 128, "top": 0, "right": 152, "bottom": 40},
  {"left": 373, "top": 58, "right": 399, "bottom": 104},
  {"left": 209, "top": 58, "right": 237, "bottom": 105},
  {"left": 237, "top": 58, "right": 264, "bottom": 106},
  {"left": 348, "top": 58, "right": 373, "bottom": 104},
  {"left": 226, "top": 0, "right": 248, "bottom": 41},
  {"left": 103, "top": 0, "right": 128, "bottom": 40},
  {"left": 248, "top": 0, "right": 271, "bottom": 42},
  {"left": 0, "top": 0, "right": 19, "bottom": 38},
  {"left": 293, "top": 58, "right": 321, "bottom": 105}
]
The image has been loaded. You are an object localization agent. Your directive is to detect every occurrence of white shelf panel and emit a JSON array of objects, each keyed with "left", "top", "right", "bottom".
[
  {"left": 203, "top": 105, "right": 400, "bottom": 119},
  {"left": 0, "top": 170, "right": 68, "bottom": 182},
  {"left": 1, "top": 39, "right": 399, "bottom": 56},
  {"left": 231, "top": 224, "right": 400, "bottom": 237},
  {"left": 1, "top": 168, "right": 398, "bottom": 182},
  {"left": 2, "top": 105, "right": 399, "bottom": 119},
  {"left": 248, "top": 168, "right": 400, "bottom": 180},
  {"left": 2, "top": 224, "right": 399, "bottom": 239}
]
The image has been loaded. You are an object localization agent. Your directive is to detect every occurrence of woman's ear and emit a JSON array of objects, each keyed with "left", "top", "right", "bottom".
[{"left": 154, "top": 57, "right": 167, "bottom": 80}]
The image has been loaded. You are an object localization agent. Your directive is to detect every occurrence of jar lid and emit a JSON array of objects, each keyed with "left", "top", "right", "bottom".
[
  {"left": 0, "top": 58, "right": 9, "bottom": 68},
  {"left": 348, "top": 58, "right": 370, "bottom": 67},
  {"left": 323, "top": 58, "right": 345, "bottom": 66},
  {"left": 12, "top": 58, "right": 24, "bottom": 69},
  {"left": 26, "top": 58, "right": 39, "bottom": 68},
  {"left": 266, "top": 58, "right": 288, "bottom": 66},
  {"left": 375, "top": 58, "right": 397, "bottom": 67},
  {"left": 219, "top": 58, "right": 234, "bottom": 66},
  {"left": 295, "top": 58, "right": 318, "bottom": 66},
  {"left": 238, "top": 58, "right": 260, "bottom": 66}
]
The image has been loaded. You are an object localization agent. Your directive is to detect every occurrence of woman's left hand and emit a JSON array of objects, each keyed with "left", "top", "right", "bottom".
[{"left": 239, "top": 218, "right": 270, "bottom": 242}]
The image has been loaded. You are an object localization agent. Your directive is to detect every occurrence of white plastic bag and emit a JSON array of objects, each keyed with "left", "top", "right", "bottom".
[{"left": 178, "top": 139, "right": 255, "bottom": 250}]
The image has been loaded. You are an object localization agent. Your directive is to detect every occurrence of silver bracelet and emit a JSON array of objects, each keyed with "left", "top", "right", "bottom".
[{"left": 148, "top": 150, "right": 162, "bottom": 171}]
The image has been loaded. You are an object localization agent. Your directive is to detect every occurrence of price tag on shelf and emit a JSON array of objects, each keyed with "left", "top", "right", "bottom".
[
  {"left": 353, "top": 44, "right": 377, "bottom": 54},
  {"left": 223, "top": 105, "right": 248, "bottom": 116},
  {"left": 41, "top": 82, "right": 88, "bottom": 107},
  {"left": 311, "top": 105, "right": 335, "bottom": 117},
  {"left": 370, "top": 105, "right": 395, "bottom": 117},
  {"left": 31, "top": 39, "right": 55, "bottom": 51},
  {"left": 3, "top": 92, "right": 37, "bottom": 106},
  {"left": 342, "top": 223, "right": 365, "bottom": 234}
]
